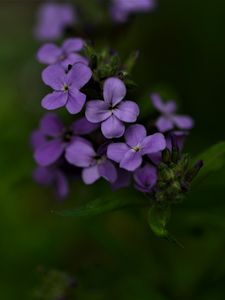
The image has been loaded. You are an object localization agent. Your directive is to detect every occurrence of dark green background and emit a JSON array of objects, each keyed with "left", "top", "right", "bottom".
[{"left": 0, "top": 0, "right": 225, "bottom": 299}]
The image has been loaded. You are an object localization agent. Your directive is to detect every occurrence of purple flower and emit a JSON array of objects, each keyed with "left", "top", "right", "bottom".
[
  {"left": 110, "top": 0, "right": 156, "bottom": 23},
  {"left": 134, "top": 164, "right": 157, "bottom": 193},
  {"left": 37, "top": 38, "right": 88, "bottom": 69},
  {"left": 31, "top": 113, "right": 97, "bottom": 167},
  {"left": 41, "top": 63, "right": 92, "bottom": 114},
  {"left": 151, "top": 93, "right": 194, "bottom": 132},
  {"left": 111, "top": 168, "right": 132, "bottom": 190},
  {"left": 85, "top": 77, "right": 139, "bottom": 138},
  {"left": 65, "top": 139, "right": 117, "bottom": 185},
  {"left": 107, "top": 124, "right": 166, "bottom": 171},
  {"left": 34, "top": 3, "right": 76, "bottom": 41},
  {"left": 149, "top": 131, "right": 188, "bottom": 165},
  {"left": 33, "top": 166, "right": 69, "bottom": 199}
]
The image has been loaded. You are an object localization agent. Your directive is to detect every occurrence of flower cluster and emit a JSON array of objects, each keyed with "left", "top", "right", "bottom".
[
  {"left": 32, "top": 29, "right": 200, "bottom": 204},
  {"left": 34, "top": 1, "right": 157, "bottom": 42}
]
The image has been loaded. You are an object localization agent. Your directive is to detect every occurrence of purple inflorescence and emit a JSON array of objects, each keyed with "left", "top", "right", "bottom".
[{"left": 32, "top": 2, "right": 196, "bottom": 200}]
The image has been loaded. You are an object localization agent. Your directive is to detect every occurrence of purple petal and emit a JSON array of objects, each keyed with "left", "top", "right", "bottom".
[
  {"left": 66, "top": 63, "right": 92, "bottom": 89},
  {"left": 134, "top": 164, "right": 157, "bottom": 193},
  {"left": 156, "top": 116, "right": 174, "bottom": 132},
  {"left": 71, "top": 117, "right": 98, "bottom": 135},
  {"left": 34, "top": 139, "right": 65, "bottom": 166},
  {"left": 103, "top": 77, "right": 126, "bottom": 106},
  {"left": 99, "top": 160, "right": 117, "bottom": 183},
  {"left": 107, "top": 143, "right": 129, "bottom": 163},
  {"left": 55, "top": 170, "right": 69, "bottom": 199},
  {"left": 148, "top": 152, "right": 162, "bottom": 165},
  {"left": 114, "top": 101, "right": 140, "bottom": 122},
  {"left": 65, "top": 138, "right": 95, "bottom": 167},
  {"left": 173, "top": 115, "right": 194, "bottom": 130},
  {"left": 141, "top": 133, "right": 166, "bottom": 155},
  {"left": 120, "top": 150, "right": 142, "bottom": 171},
  {"left": 166, "top": 131, "right": 188, "bottom": 151},
  {"left": 41, "top": 91, "right": 68, "bottom": 110},
  {"left": 37, "top": 44, "right": 61, "bottom": 64},
  {"left": 62, "top": 38, "right": 84, "bottom": 53},
  {"left": 30, "top": 130, "right": 46, "bottom": 150},
  {"left": 101, "top": 115, "right": 125, "bottom": 138},
  {"left": 33, "top": 166, "right": 54, "bottom": 185},
  {"left": 85, "top": 100, "right": 111, "bottom": 123},
  {"left": 42, "top": 64, "right": 66, "bottom": 90},
  {"left": 125, "top": 124, "right": 147, "bottom": 147},
  {"left": 82, "top": 165, "right": 100, "bottom": 185},
  {"left": 61, "top": 53, "right": 88, "bottom": 69},
  {"left": 66, "top": 89, "right": 86, "bottom": 114},
  {"left": 40, "top": 113, "right": 64, "bottom": 137},
  {"left": 151, "top": 93, "right": 177, "bottom": 114}
]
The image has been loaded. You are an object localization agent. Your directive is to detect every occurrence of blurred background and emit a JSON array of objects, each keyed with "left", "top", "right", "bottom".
[{"left": 0, "top": 0, "right": 225, "bottom": 299}]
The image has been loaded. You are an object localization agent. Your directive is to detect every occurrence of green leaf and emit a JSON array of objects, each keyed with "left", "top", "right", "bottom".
[
  {"left": 148, "top": 206, "right": 171, "bottom": 238},
  {"left": 192, "top": 141, "right": 225, "bottom": 184},
  {"left": 148, "top": 206, "right": 183, "bottom": 247},
  {"left": 55, "top": 194, "right": 148, "bottom": 217},
  {"left": 123, "top": 51, "right": 139, "bottom": 73}
]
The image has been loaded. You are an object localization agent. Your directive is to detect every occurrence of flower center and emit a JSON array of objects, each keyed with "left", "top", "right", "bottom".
[
  {"left": 59, "top": 54, "right": 66, "bottom": 61},
  {"left": 63, "top": 130, "right": 73, "bottom": 142},
  {"left": 132, "top": 145, "right": 141, "bottom": 152},
  {"left": 63, "top": 85, "right": 69, "bottom": 92},
  {"left": 93, "top": 155, "right": 106, "bottom": 165}
]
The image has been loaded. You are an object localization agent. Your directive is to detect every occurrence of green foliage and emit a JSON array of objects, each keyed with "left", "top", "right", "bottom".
[
  {"left": 56, "top": 192, "right": 148, "bottom": 217},
  {"left": 192, "top": 142, "right": 225, "bottom": 184},
  {"left": 148, "top": 205, "right": 171, "bottom": 238}
]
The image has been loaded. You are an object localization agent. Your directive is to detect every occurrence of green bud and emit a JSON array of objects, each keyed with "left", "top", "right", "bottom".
[
  {"left": 185, "top": 160, "right": 204, "bottom": 183},
  {"left": 167, "top": 181, "right": 181, "bottom": 195},
  {"left": 162, "top": 148, "right": 171, "bottom": 164},
  {"left": 159, "top": 167, "right": 175, "bottom": 182}
]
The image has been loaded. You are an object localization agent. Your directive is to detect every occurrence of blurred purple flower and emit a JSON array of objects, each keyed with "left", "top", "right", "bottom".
[
  {"left": 34, "top": 2, "right": 76, "bottom": 41},
  {"left": 41, "top": 63, "right": 92, "bottom": 114},
  {"left": 110, "top": 0, "right": 156, "bottom": 23},
  {"left": 65, "top": 139, "right": 117, "bottom": 185},
  {"left": 111, "top": 168, "right": 132, "bottom": 190},
  {"left": 37, "top": 38, "right": 88, "bottom": 69},
  {"left": 134, "top": 164, "right": 157, "bottom": 193},
  {"left": 151, "top": 93, "right": 194, "bottom": 132},
  {"left": 107, "top": 124, "right": 166, "bottom": 171},
  {"left": 33, "top": 166, "right": 69, "bottom": 199},
  {"left": 86, "top": 77, "right": 139, "bottom": 138},
  {"left": 149, "top": 131, "right": 188, "bottom": 165},
  {"left": 31, "top": 114, "right": 97, "bottom": 167}
]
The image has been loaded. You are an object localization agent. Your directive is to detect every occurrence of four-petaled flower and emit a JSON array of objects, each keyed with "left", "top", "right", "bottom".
[
  {"left": 41, "top": 63, "right": 92, "bottom": 114},
  {"left": 86, "top": 77, "right": 139, "bottom": 138},
  {"left": 34, "top": 3, "right": 76, "bottom": 41},
  {"left": 134, "top": 164, "right": 157, "bottom": 193},
  {"left": 107, "top": 124, "right": 166, "bottom": 171},
  {"left": 31, "top": 113, "right": 97, "bottom": 167},
  {"left": 33, "top": 165, "right": 69, "bottom": 199},
  {"left": 37, "top": 38, "right": 88, "bottom": 70},
  {"left": 110, "top": 0, "right": 155, "bottom": 23},
  {"left": 151, "top": 93, "right": 194, "bottom": 132},
  {"left": 65, "top": 139, "right": 117, "bottom": 185}
]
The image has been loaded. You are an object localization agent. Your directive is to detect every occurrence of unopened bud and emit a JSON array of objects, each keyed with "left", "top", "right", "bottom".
[
  {"left": 185, "top": 160, "right": 204, "bottom": 182},
  {"left": 162, "top": 148, "right": 171, "bottom": 164}
]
